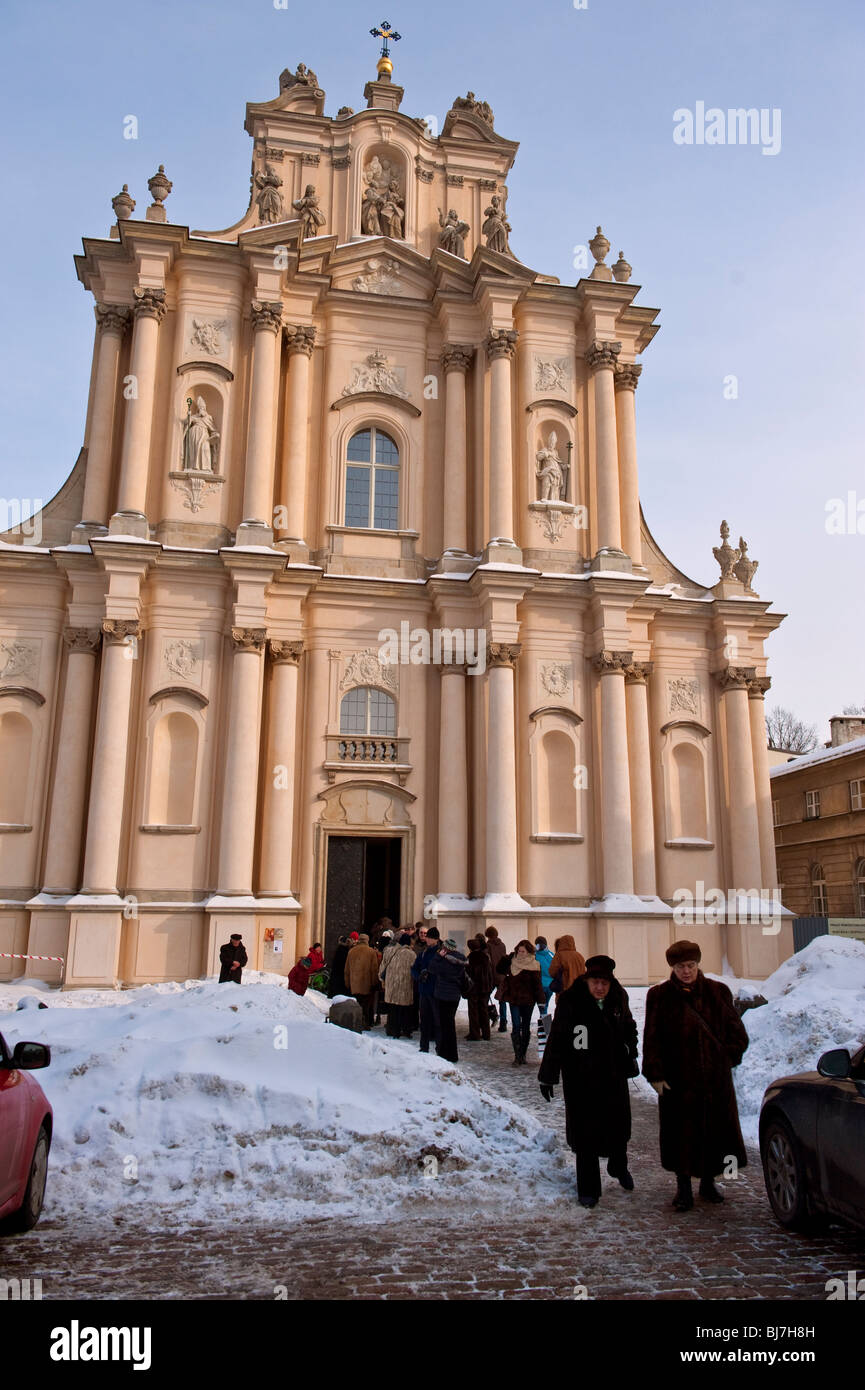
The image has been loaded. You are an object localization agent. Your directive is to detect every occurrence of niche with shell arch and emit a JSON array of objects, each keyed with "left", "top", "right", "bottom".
[
  {"left": 0, "top": 709, "right": 34, "bottom": 825},
  {"left": 660, "top": 719, "right": 712, "bottom": 847},
  {"left": 175, "top": 381, "right": 225, "bottom": 475},
  {"left": 533, "top": 418, "right": 574, "bottom": 505},
  {"left": 142, "top": 696, "right": 205, "bottom": 830},
  {"left": 358, "top": 142, "right": 408, "bottom": 242},
  {"left": 529, "top": 707, "right": 583, "bottom": 841}
]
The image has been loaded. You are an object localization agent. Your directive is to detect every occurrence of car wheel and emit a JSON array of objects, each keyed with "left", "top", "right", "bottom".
[
  {"left": 7, "top": 1126, "right": 49, "bottom": 1233},
  {"left": 761, "top": 1117, "right": 812, "bottom": 1231}
]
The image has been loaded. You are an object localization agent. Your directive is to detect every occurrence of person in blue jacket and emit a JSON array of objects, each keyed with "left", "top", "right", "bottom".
[{"left": 534, "top": 935, "right": 554, "bottom": 1013}]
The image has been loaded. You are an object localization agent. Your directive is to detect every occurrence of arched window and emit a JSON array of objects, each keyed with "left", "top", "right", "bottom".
[
  {"left": 345, "top": 427, "right": 400, "bottom": 529},
  {"left": 855, "top": 858, "right": 865, "bottom": 918},
  {"left": 340, "top": 686, "right": 396, "bottom": 736},
  {"left": 671, "top": 743, "right": 708, "bottom": 840},
  {"left": 0, "top": 711, "right": 32, "bottom": 823},
  {"left": 811, "top": 863, "right": 828, "bottom": 916},
  {"left": 147, "top": 711, "right": 199, "bottom": 825}
]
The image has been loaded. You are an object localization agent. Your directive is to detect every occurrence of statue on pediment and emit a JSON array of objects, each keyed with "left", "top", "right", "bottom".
[
  {"left": 280, "top": 62, "right": 320, "bottom": 92},
  {"left": 254, "top": 164, "right": 284, "bottom": 225},
  {"left": 437, "top": 207, "right": 470, "bottom": 258},
  {"left": 482, "top": 194, "right": 511, "bottom": 254},
  {"left": 292, "top": 184, "right": 326, "bottom": 239},
  {"left": 452, "top": 91, "right": 494, "bottom": 126}
]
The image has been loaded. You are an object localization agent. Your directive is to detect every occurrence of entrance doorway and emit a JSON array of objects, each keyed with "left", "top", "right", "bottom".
[{"left": 323, "top": 835, "right": 402, "bottom": 962}]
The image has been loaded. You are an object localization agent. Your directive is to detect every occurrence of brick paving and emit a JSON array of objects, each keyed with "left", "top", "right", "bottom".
[{"left": 1, "top": 1022, "right": 864, "bottom": 1300}]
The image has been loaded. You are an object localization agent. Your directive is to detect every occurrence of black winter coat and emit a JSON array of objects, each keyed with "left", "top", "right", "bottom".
[
  {"left": 641, "top": 971, "right": 749, "bottom": 1176},
  {"left": 466, "top": 947, "right": 494, "bottom": 997},
  {"left": 327, "top": 944, "right": 349, "bottom": 998},
  {"left": 218, "top": 941, "right": 248, "bottom": 983},
  {"left": 538, "top": 976, "right": 638, "bottom": 1156},
  {"left": 427, "top": 948, "right": 468, "bottom": 1002}
]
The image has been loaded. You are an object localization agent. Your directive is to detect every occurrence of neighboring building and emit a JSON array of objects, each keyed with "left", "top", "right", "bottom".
[
  {"left": 771, "top": 723, "right": 865, "bottom": 919},
  {"left": 0, "top": 52, "right": 793, "bottom": 988}
]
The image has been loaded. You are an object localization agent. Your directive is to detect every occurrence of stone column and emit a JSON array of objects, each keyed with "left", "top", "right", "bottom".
[
  {"left": 277, "top": 326, "right": 316, "bottom": 551},
  {"left": 113, "top": 288, "right": 166, "bottom": 533},
  {"left": 485, "top": 643, "right": 521, "bottom": 898},
  {"left": 217, "top": 627, "right": 267, "bottom": 895},
  {"left": 716, "top": 667, "right": 763, "bottom": 888},
  {"left": 239, "top": 301, "right": 283, "bottom": 542},
  {"left": 80, "top": 306, "right": 130, "bottom": 530},
  {"left": 585, "top": 341, "right": 624, "bottom": 562},
  {"left": 81, "top": 620, "right": 141, "bottom": 893},
  {"left": 437, "top": 664, "right": 468, "bottom": 894},
  {"left": 41, "top": 627, "right": 103, "bottom": 892},
  {"left": 748, "top": 676, "right": 777, "bottom": 890},
  {"left": 485, "top": 329, "right": 519, "bottom": 550},
  {"left": 259, "top": 640, "right": 303, "bottom": 895},
  {"left": 594, "top": 650, "right": 634, "bottom": 895},
  {"left": 441, "top": 345, "right": 472, "bottom": 556},
  {"left": 614, "top": 363, "right": 643, "bottom": 566},
  {"left": 625, "top": 659, "right": 656, "bottom": 895}
]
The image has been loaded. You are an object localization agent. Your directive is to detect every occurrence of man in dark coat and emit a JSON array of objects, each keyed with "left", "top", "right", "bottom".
[
  {"left": 412, "top": 926, "right": 442, "bottom": 1054},
  {"left": 538, "top": 955, "right": 638, "bottom": 1207},
  {"left": 326, "top": 936, "right": 349, "bottom": 998},
  {"left": 218, "top": 934, "right": 248, "bottom": 984},
  {"left": 426, "top": 937, "right": 468, "bottom": 1064},
  {"left": 465, "top": 936, "right": 494, "bottom": 1041},
  {"left": 642, "top": 939, "right": 749, "bottom": 1211},
  {"left": 485, "top": 926, "right": 508, "bottom": 1032}
]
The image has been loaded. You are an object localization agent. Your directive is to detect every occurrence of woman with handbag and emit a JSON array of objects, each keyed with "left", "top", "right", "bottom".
[{"left": 538, "top": 955, "right": 639, "bottom": 1208}]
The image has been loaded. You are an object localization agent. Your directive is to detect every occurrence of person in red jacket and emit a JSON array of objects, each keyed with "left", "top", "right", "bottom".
[
  {"left": 307, "top": 943, "right": 324, "bottom": 973},
  {"left": 288, "top": 956, "right": 312, "bottom": 996}
]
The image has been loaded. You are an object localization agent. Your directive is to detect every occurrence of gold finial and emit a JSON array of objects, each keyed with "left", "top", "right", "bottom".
[{"left": 370, "top": 19, "right": 401, "bottom": 78}]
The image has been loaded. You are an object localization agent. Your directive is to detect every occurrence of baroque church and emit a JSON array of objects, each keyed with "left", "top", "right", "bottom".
[{"left": 0, "top": 45, "right": 793, "bottom": 987}]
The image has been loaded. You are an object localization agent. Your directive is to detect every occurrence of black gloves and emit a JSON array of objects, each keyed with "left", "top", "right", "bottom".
[{"left": 539, "top": 1083, "right": 554, "bottom": 1102}]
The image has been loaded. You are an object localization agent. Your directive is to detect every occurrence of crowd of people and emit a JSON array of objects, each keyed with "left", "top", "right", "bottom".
[{"left": 220, "top": 926, "right": 750, "bottom": 1214}]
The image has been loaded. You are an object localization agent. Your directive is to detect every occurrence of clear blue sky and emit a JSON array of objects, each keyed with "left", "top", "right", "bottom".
[{"left": 2, "top": 0, "right": 863, "bottom": 739}]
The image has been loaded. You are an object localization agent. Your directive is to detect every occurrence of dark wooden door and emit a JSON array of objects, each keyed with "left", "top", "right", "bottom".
[{"left": 324, "top": 836, "right": 365, "bottom": 962}]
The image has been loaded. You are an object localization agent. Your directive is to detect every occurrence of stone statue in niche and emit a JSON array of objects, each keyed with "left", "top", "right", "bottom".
[
  {"left": 535, "top": 432, "right": 567, "bottom": 502},
  {"left": 181, "top": 396, "right": 220, "bottom": 472},
  {"left": 380, "top": 179, "right": 405, "bottom": 238},
  {"left": 362, "top": 155, "right": 404, "bottom": 238},
  {"left": 361, "top": 184, "right": 383, "bottom": 235},
  {"left": 292, "top": 184, "right": 326, "bottom": 239},
  {"left": 437, "top": 207, "right": 470, "bottom": 258},
  {"left": 482, "top": 194, "right": 511, "bottom": 254},
  {"left": 254, "top": 164, "right": 284, "bottom": 224}
]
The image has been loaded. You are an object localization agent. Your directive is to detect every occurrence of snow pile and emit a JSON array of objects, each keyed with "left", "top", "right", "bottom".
[
  {"left": 0, "top": 974, "right": 564, "bottom": 1224},
  {"left": 734, "top": 935, "right": 865, "bottom": 1140}
]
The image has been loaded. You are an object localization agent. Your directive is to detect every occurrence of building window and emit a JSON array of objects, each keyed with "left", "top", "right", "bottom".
[
  {"left": 855, "top": 859, "right": 865, "bottom": 917},
  {"left": 339, "top": 685, "right": 396, "bottom": 736},
  {"left": 804, "top": 789, "right": 821, "bottom": 820},
  {"left": 344, "top": 427, "right": 400, "bottom": 529},
  {"left": 811, "top": 863, "right": 828, "bottom": 915},
  {"left": 851, "top": 779, "right": 864, "bottom": 812},
  {"left": 772, "top": 799, "right": 781, "bottom": 826}
]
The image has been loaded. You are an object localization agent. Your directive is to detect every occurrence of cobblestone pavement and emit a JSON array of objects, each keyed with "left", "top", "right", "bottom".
[{"left": 2, "top": 1024, "right": 864, "bottom": 1300}]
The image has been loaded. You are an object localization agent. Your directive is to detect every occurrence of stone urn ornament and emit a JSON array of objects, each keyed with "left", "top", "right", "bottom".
[
  {"left": 589, "top": 225, "right": 612, "bottom": 279},
  {"left": 111, "top": 184, "right": 136, "bottom": 220},
  {"left": 611, "top": 251, "right": 632, "bottom": 283},
  {"left": 146, "top": 165, "right": 172, "bottom": 222},
  {"left": 712, "top": 519, "right": 739, "bottom": 580},
  {"left": 733, "top": 536, "right": 759, "bottom": 593}
]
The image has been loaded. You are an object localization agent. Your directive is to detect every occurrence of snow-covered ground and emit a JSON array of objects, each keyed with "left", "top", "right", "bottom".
[
  {"left": 1, "top": 935, "right": 862, "bottom": 1223},
  {"left": 0, "top": 973, "right": 566, "bottom": 1225}
]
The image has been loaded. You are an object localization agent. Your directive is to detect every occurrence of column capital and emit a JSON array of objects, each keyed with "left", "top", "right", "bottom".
[
  {"left": 95, "top": 303, "right": 131, "bottom": 336},
  {"left": 488, "top": 642, "right": 521, "bottom": 669},
  {"left": 442, "top": 344, "right": 473, "bottom": 374},
  {"left": 624, "top": 659, "right": 653, "bottom": 685},
  {"left": 485, "top": 328, "right": 518, "bottom": 362},
  {"left": 132, "top": 287, "right": 166, "bottom": 323},
  {"left": 63, "top": 625, "right": 103, "bottom": 654},
  {"left": 269, "top": 638, "right": 303, "bottom": 665},
  {"left": 284, "top": 324, "right": 316, "bottom": 356},
  {"left": 714, "top": 664, "right": 757, "bottom": 692},
  {"left": 250, "top": 300, "right": 283, "bottom": 334},
  {"left": 614, "top": 362, "right": 642, "bottom": 392},
  {"left": 585, "top": 340, "right": 621, "bottom": 373},
  {"left": 231, "top": 627, "right": 267, "bottom": 653},
  {"left": 748, "top": 675, "right": 772, "bottom": 699},
  {"left": 593, "top": 649, "right": 633, "bottom": 675},
  {"left": 436, "top": 661, "right": 469, "bottom": 677},
  {"left": 102, "top": 618, "right": 141, "bottom": 645}
]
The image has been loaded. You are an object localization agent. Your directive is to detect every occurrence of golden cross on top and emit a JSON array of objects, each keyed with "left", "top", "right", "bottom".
[{"left": 370, "top": 19, "right": 401, "bottom": 59}]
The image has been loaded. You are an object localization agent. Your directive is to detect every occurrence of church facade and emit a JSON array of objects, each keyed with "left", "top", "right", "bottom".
[{"left": 0, "top": 54, "right": 793, "bottom": 987}]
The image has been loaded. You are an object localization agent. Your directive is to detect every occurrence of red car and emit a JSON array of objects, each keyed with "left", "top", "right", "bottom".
[{"left": 0, "top": 1030, "right": 52, "bottom": 1232}]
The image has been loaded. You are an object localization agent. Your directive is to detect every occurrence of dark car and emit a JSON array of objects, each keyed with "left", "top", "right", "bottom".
[
  {"left": 0, "top": 1030, "right": 52, "bottom": 1233},
  {"left": 759, "top": 1042, "right": 865, "bottom": 1231}
]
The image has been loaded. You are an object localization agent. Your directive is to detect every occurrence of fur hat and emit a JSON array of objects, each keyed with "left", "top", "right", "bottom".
[
  {"left": 357, "top": 933, "right": 369, "bottom": 944},
  {"left": 666, "top": 939, "right": 701, "bottom": 966},
  {"left": 584, "top": 954, "right": 616, "bottom": 980}
]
